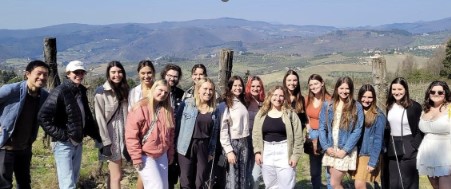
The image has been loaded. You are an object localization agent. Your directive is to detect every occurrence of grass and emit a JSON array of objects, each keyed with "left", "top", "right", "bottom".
[{"left": 28, "top": 127, "right": 433, "bottom": 189}]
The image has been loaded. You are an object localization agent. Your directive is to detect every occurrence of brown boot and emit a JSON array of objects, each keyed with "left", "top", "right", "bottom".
[{"left": 312, "top": 139, "right": 319, "bottom": 156}]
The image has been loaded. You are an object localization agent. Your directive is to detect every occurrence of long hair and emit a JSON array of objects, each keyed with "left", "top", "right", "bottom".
[
  {"left": 423, "top": 80, "right": 451, "bottom": 113},
  {"left": 223, "top": 75, "right": 245, "bottom": 108},
  {"left": 358, "top": 84, "right": 378, "bottom": 128},
  {"left": 332, "top": 77, "right": 357, "bottom": 130},
  {"left": 145, "top": 79, "right": 174, "bottom": 128},
  {"left": 194, "top": 78, "right": 217, "bottom": 112},
  {"left": 106, "top": 61, "right": 130, "bottom": 101},
  {"left": 245, "top": 75, "right": 265, "bottom": 106},
  {"left": 306, "top": 74, "right": 330, "bottom": 108},
  {"left": 259, "top": 85, "right": 291, "bottom": 117},
  {"left": 283, "top": 70, "right": 304, "bottom": 113},
  {"left": 386, "top": 77, "right": 412, "bottom": 110}
]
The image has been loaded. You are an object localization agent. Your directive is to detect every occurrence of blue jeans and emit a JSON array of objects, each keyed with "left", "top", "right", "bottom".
[{"left": 52, "top": 141, "right": 83, "bottom": 189}]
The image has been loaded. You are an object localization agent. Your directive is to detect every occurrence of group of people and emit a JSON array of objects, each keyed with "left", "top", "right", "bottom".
[{"left": 0, "top": 59, "right": 450, "bottom": 189}]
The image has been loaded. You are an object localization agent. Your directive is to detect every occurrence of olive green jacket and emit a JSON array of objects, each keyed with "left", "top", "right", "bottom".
[{"left": 252, "top": 109, "right": 304, "bottom": 162}]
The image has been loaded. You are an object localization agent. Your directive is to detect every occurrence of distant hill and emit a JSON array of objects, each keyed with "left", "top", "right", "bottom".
[{"left": 0, "top": 17, "right": 449, "bottom": 64}]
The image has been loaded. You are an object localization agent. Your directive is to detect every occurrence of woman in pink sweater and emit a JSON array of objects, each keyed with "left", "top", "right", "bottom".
[{"left": 126, "top": 80, "right": 175, "bottom": 189}]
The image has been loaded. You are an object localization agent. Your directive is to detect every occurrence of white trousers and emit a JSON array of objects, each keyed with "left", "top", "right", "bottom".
[
  {"left": 262, "top": 140, "right": 295, "bottom": 189},
  {"left": 138, "top": 152, "right": 169, "bottom": 189}
]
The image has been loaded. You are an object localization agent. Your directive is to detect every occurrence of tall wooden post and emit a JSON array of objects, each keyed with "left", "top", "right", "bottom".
[
  {"left": 44, "top": 37, "right": 60, "bottom": 89},
  {"left": 372, "top": 55, "right": 387, "bottom": 111},
  {"left": 218, "top": 49, "right": 233, "bottom": 94}
]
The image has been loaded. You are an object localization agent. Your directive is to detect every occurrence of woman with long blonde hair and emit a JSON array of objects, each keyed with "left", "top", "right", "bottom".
[
  {"left": 175, "top": 78, "right": 221, "bottom": 188},
  {"left": 252, "top": 85, "right": 303, "bottom": 188},
  {"left": 125, "top": 80, "right": 175, "bottom": 189}
]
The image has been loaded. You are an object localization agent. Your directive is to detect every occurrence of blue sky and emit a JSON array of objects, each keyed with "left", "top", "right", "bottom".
[{"left": 1, "top": 0, "right": 450, "bottom": 29}]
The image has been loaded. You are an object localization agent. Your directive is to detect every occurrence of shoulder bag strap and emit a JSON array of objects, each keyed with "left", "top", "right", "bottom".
[{"left": 141, "top": 106, "right": 161, "bottom": 144}]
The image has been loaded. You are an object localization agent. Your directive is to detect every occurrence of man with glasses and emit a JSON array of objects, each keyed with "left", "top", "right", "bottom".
[
  {"left": 38, "top": 60, "right": 102, "bottom": 189},
  {"left": 0, "top": 60, "right": 49, "bottom": 189},
  {"left": 160, "top": 64, "right": 184, "bottom": 189}
]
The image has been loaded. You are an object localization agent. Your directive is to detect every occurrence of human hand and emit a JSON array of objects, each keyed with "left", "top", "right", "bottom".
[
  {"left": 289, "top": 159, "right": 297, "bottom": 168},
  {"left": 101, "top": 144, "right": 112, "bottom": 157},
  {"left": 208, "top": 155, "right": 213, "bottom": 162},
  {"left": 255, "top": 153, "right": 263, "bottom": 165},
  {"left": 227, "top": 152, "right": 236, "bottom": 165},
  {"left": 367, "top": 165, "right": 375, "bottom": 172},
  {"left": 335, "top": 149, "right": 347, "bottom": 159}
]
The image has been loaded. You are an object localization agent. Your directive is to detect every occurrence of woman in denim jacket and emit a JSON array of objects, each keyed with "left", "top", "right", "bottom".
[
  {"left": 350, "top": 84, "right": 385, "bottom": 189},
  {"left": 175, "top": 78, "right": 221, "bottom": 188},
  {"left": 319, "top": 76, "right": 364, "bottom": 189}
]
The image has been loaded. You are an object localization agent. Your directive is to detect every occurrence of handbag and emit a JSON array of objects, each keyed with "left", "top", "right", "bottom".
[
  {"left": 387, "top": 109, "right": 406, "bottom": 158},
  {"left": 304, "top": 136, "right": 322, "bottom": 155}
]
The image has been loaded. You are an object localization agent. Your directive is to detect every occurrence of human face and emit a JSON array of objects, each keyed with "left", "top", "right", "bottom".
[
  {"left": 191, "top": 68, "right": 205, "bottom": 84},
  {"left": 198, "top": 82, "right": 214, "bottom": 103},
  {"left": 337, "top": 83, "right": 350, "bottom": 100},
  {"left": 153, "top": 85, "right": 169, "bottom": 103},
  {"left": 308, "top": 79, "right": 323, "bottom": 95},
  {"left": 360, "top": 91, "right": 374, "bottom": 109},
  {"left": 231, "top": 80, "right": 243, "bottom": 97},
  {"left": 250, "top": 80, "right": 262, "bottom": 98},
  {"left": 26, "top": 66, "right": 49, "bottom": 90},
  {"left": 391, "top": 83, "right": 406, "bottom": 102},
  {"left": 285, "top": 74, "right": 298, "bottom": 92},
  {"left": 429, "top": 85, "right": 445, "bottom": 105},
  {"left": 165, "top": 69, "right": 179, "bottom": 87},
  {"left": 139, "top": 66, "right": 154, "bottom": 87},
  {"left": 67, "top": 70, "right": 86, "bottom": 86},
  {"left": 271, "top": 89, "right": 285, "bottom": 109},
  {"left": 108, "top": 66, "right": 124, "bottom": 84}
]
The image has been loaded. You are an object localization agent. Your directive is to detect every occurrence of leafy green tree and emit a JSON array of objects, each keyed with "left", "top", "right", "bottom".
[{"left": 440, "top": 38, "right": 451, "bottom": 78}]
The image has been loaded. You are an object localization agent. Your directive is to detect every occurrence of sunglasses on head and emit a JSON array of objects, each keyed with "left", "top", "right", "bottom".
[{"left": 429, "top": 90, "right": 444, "bottom": 95}]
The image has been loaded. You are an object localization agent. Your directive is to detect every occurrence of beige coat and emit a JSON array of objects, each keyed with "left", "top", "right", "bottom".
[
  {"left": 252, "top": 109, "right": 304, "bottom": 162},
  {"left": 94, "top": 81, "right": 128, "bottom": 146}
]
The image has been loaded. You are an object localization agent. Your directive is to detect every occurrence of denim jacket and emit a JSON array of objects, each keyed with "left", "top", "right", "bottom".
[
  {"left": 319, "top": 100, "right": 364, "bottom": 154},
  {"left": 0, "top": 81, "right": 48, "bottom": 147},
  {"left": 175, "top": 98, "right": 222, "bottom": 156},
  {"left": 358, "top": 108, "right": 386, "bottom": 167}
]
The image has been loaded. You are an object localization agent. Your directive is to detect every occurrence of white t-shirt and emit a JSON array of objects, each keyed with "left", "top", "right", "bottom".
[{"left": 387, "top": 103, "right": 412, "bottom": 136}]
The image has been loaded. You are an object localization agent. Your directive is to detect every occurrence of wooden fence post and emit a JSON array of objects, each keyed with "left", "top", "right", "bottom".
[
  {"left": 218, "top": 49, "right": 233, "bottom": 94},
  {"left": 371, "top": 55, "right": 387, "bottom": 110},
  {"left": 44, "top": 37, "right": 60, "bottom": 89}
]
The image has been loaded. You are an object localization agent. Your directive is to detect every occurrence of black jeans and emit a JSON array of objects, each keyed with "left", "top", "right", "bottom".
[
  {"left": 178, "top": 139, "right": 209, "bottom": 189},
  {"left": 0, "top": 147, "right": 32, "bottom": 189}
]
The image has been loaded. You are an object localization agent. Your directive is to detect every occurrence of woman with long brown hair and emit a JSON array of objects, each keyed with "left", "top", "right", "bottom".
[
  {"left": 350, "top": 84, "right": 385, "bottom": 189},
  {"left": 305, "top": 74, "right": 331, "bottom": 189},
  {"left": 319, "top": 76, "right": 364, "bottom": 189},
  {"left": 94, "top": 61, "right": 130, "bottom": 189},
  {"left": 219, "top": 75, "right": 250, "bottom": 189}
]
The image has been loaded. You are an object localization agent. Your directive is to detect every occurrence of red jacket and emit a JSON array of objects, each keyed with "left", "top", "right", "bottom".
[{"left": 125, "top": 103, "right": 174, "bottom": 165}]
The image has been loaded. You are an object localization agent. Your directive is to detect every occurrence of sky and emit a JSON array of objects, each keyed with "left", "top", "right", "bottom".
[{"left": 1, "top": 0, "right": 451, "bottom": 29}]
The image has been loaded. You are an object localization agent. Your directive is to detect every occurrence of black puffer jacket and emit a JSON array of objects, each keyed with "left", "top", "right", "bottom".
[{"left": 38, "top": 80, "right": 101, "bottom": 143}]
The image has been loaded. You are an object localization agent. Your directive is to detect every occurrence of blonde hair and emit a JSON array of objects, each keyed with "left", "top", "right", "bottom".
[
  {"left": 194, "top": 78, "right": 216, "bottom": 112},
  {"left": 143, "top": 79, "right": 174, "bottom": 128},
  {"left": 259, "top": 85, "right": 292, "bottom": 117}
]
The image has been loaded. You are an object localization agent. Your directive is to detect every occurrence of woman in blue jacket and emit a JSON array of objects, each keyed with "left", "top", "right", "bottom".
[
  {"left": 175, "top": 78, "right": 221, "bottom": 188},
  {"left": 319, "top": 76, "right": 364, "bottom": 189},
  {"left": 351, "top": 84, "right": 385, "bottom": 189}
]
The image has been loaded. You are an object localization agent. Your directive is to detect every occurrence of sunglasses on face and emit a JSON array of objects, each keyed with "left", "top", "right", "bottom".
[{"left": 429, "top": 90, "right": 445, "bottom": 95}]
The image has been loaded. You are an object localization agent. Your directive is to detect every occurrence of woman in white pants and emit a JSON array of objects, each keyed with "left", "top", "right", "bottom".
[
  {"left": 252, "top": 85, "right": 303, "bottom": 188},
  {"left": 126, "top": 80, "right": 175, "bottom": 189}
]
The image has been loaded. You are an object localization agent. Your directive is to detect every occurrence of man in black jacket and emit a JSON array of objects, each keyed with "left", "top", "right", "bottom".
[
  {"left": 160, "top": 64, "right": 184, "bottom": 189},
  {"left": 38, "top": 60, "right": 101, "bottom": 189}
]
